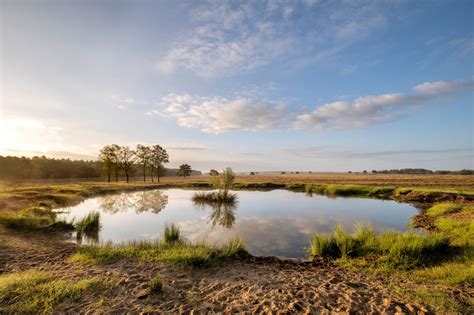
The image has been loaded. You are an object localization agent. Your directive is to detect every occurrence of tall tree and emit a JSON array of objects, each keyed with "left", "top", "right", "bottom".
[
  {"left": 110, "top": 144, "right": 121, "bottom": 182},
  {"left": 99, "top": 145, "right": 116, "bottom": 182},
  {"left": 150, "top": 145, "right": 169, "bottom": 182},
  {"left": 177, "top": 164, "right": 192, "bottom": 178},
  {"left": 136, "top": 145, "right": 152, "bottom": 182},
  {"left": 117, "top": 146, "right": 135, "bottom": 183}
]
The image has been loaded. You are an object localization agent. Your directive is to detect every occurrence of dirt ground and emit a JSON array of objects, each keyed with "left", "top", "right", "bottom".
[{"left": 0, "top": 228, "right": 432, "bottom": 314}]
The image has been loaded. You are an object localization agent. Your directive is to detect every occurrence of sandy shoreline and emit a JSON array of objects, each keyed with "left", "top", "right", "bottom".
[{"left": 0, "top": 229, "right": 433, "bottom": 314}]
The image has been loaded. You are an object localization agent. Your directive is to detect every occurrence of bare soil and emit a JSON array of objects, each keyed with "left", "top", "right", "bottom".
[{"left": 0, "top": 228, "right": 432, "bottom": 314}]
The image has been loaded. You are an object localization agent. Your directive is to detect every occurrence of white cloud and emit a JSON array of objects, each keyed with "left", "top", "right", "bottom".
[
  {"left": 150, "top": 78, "right": 473, "bottom": 133},
  {"left": 155, "top": 0, "right": 391, "bottom": 77},
  {"left": 153, "top": 93, "right": 289, "bottom": 134},
  {"left": 295, "top": 78, "right": 474, "bottom": 130}
]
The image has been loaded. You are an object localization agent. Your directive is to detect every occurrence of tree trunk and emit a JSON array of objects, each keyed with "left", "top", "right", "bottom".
[
  {"left": 143, "top": 164, "right": 146, "bottom": 182},
  {"left": 107, "top": 165, "right": 111, "bottom": 182},
  {"left": 151, "top": 165, "right": 154, "bottom": 182},
  {"left": 126, "top": 171, "right": 129, "bottom": 183},
  {"left": 115, "top": 163, "right": 119, "bottom": 182}
]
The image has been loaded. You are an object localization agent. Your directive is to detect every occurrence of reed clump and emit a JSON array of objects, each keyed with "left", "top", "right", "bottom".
[
  {"left": 75, "top": 211, "right": 101, "bottom": 241},
  {"left": 70, "top": 236, "right": 246, "bottom": 267},
  {"left": 308, "top": 224, "right": 452, "bottom": 269},
  {"left": 163, "top": 223, "right": 181, "bottom": 244}
]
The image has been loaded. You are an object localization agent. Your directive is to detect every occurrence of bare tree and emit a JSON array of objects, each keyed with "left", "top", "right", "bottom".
[
  {"left": 136, "top": 145, "right": 152, "bottom": 182},
  {"left": 177, "top": 164, "right": 192, "bottom": 178},
  {"left": 118, "top": 146, "right": 135, "bottom": 183},
  {"left": 150, "top": 145, "right": 169, "bottom": 182}
]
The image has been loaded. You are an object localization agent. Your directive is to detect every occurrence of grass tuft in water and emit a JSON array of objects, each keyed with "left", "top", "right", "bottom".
[
  {"left": 163, "top": 223, "right": 181, "bottom": 244},
  {"left": 75, "top": 211, "right": 101, "bottom": 241}
]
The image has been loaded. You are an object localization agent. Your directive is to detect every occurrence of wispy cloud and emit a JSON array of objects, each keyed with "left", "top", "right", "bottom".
[
  {"left": 150, "top": 78, "right": 474, "bottom": 134},
  {"left": 156, "top": 0, "right": 391, "bottom": 77},
  {"left": 167, "top": 145, "right": 207, "bottom": 151},
  {"left": 282, "top": 146, "right": 474, "bottom": 159}
]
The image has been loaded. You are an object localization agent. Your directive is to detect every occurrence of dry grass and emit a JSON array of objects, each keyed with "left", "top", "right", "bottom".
[{"left": 0, "top": 173, "right": 472, "bottom": 216}]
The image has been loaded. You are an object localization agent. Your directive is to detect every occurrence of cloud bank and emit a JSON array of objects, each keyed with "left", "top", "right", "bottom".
[{"left": 150, "top": 78, "right": 473, "bottom": 134}]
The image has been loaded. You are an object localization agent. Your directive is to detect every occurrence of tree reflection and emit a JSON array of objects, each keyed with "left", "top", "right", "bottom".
[
  {"left": 98, "top": 190, "right": 169, "bottom": 214},
  {"left": 193, "top": 196, "right": 237, "bottom": 228},
  {"left": 132, "top": 190, "right": 169, "bottom": 214}
]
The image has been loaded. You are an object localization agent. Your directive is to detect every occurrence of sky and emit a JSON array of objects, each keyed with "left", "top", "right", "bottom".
[{"left": 0, "top": 0, "right": 473, "bottom": 172}]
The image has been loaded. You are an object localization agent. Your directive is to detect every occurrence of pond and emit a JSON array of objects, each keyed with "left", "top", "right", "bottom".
[{"left": 58, "top": 188, "right": 419, "bottom": 259}]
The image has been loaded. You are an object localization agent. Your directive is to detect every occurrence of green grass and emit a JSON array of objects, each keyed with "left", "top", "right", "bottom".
[
  {"left": 69, "top": 237, "right": 246, "bottom": 267},
  {"left": 411, "top": 247, "right": 474, "bottom": 286},
  {"left": 392, "top": 285, "right": 468, "bottom": 313},
  {"left": 163, "top": 223, "right": 181, "bottom": 244},
  {"left": 427, "top": 203, "right": 473, "bottom": 216},
  {"left": 0, "top": 270, "right": 109, "bottom": 313},
  {"left": 0, "top": 206, "right": 74, "bottom": 231},
  {"left": 308, "top": 225, "right": 452, "bottom": 269},
  {"left": 149, "top": 276, "right": 163, "bottom": 292},
  {"left": 435, "top": 218, "right": 474, "bottom": 246}
]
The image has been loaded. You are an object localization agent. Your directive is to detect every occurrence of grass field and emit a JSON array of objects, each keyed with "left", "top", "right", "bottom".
[{"left": 2, "top": 172, "right": 474, "bottom": 189}]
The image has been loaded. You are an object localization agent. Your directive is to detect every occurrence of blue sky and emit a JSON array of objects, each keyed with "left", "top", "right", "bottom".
[{"left": 1, "top": 0, "right": 473, "bottom": 171}]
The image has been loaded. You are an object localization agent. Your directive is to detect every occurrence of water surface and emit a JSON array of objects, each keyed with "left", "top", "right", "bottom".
[{"left": 58, "top": 189, "right": 419, "bottom": 258}]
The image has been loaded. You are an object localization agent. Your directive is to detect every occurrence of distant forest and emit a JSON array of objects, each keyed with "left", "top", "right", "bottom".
[
  {"left": 0, "top": 155, "right": 201, "bottom": 180},
  {"left": 369, "top": 168, "right": 474, "bottom": 175}
]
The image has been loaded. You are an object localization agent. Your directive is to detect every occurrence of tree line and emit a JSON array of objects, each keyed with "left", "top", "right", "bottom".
[
  {"left": 0, "top": 155, "right": 101, "bottom": 179},
  {"left": 0, "top": 145, "right": 198, "bottom": 181},
  {"left": 99, "top": 144, "right": 195, "bottom": 183},
  {"left": 369, "top": 168, "right": 474, "bottom": 175}
]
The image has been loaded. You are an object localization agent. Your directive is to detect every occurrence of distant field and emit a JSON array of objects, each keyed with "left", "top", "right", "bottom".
[
  {"left": 2, "top": 173, "right": 474, "bottom": 191},
  {"left": 165, "top": 173, "right": 474, "bottom": 191}
]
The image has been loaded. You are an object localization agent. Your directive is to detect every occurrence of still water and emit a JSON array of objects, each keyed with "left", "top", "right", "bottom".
[{"left": 58, "top": 189, "right": 419, "bottom": 258}]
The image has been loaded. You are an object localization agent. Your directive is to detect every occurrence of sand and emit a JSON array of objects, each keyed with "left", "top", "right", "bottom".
[{"left": 0, "top": 229, "right": 438, "bottom": 314}]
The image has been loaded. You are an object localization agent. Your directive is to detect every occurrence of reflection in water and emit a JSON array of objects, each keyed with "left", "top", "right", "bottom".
[
  {"left": 99, "top": 190, "right": 169, "bottom": 214},
  {"left": 58, "top": 189, "right": 419, "bottom": 258},
  {"left": 77, "top": 227, "right": 100, "bottom": 245},
  {"left": 193, "top": 196, "right": 237, "bottom": 228}
]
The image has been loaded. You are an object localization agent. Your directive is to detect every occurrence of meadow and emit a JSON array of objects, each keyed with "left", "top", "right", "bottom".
[{"left": 0, "top": 173, "right": 473, "bottom": 312}]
